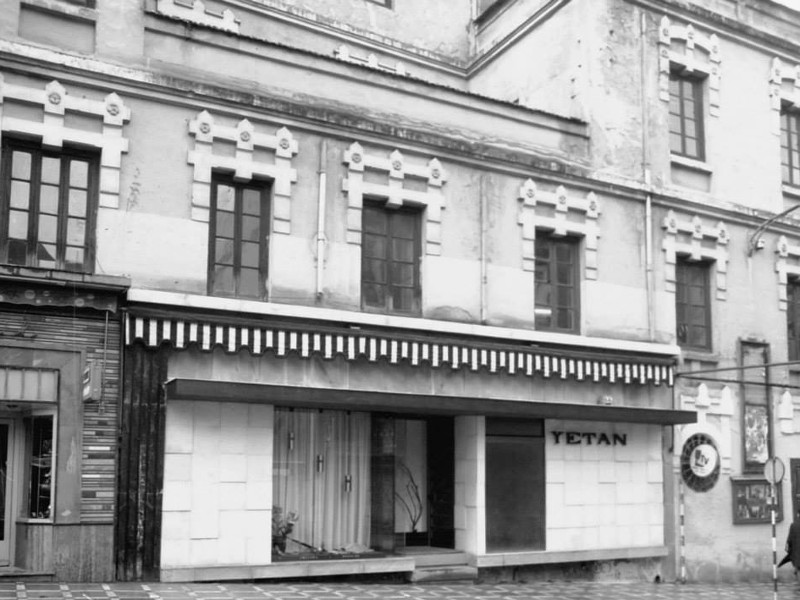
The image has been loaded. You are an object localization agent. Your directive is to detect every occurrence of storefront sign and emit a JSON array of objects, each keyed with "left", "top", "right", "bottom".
[
  {"left": 550, "top": 431, "right": 627, "bottom": 446},
  {"left": 680, "top": 433, "right": 720, "bottom": 492}
]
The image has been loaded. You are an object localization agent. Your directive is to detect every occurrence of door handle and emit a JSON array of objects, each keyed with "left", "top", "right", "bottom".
[{"left": 316, "top": 454, "right": 324, "bottom": 473}]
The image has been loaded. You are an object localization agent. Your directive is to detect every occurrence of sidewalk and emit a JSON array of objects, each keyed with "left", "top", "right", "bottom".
[{"left": 1, "top": 581, "right": 799, "bottom": 600}]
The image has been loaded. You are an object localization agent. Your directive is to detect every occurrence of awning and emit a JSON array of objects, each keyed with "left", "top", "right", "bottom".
[
  {"left": 164, "top": 379, "right": 696, "bottom": 425},
  {"left": 128, "top": 315, "right": 675, "bottom": 387}
]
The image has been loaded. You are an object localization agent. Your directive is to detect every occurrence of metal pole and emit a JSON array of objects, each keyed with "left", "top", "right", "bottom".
[
  {"left": 679, "top": 476, "right": 686, "bottom": 584},
  {"left": 771, "top": 482, "right": 778, "bottom": 600}
]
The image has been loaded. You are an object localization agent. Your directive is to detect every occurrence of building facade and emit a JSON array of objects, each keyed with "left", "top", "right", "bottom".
[{"left": 0, "top": 0, "right": 798, "bottom": 585}]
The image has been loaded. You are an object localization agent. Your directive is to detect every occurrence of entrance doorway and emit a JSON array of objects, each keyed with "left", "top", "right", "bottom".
[
  {"left": 0, "top": 422, "right": 14, "bottom": 566},
  {"left": 791, "top": 458, "right": 800, "bottom": 519}
]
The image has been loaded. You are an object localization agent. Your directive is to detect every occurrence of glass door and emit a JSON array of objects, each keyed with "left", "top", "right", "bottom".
[{"left": 272, "top": 409, "right": 371, "bottom": 559}]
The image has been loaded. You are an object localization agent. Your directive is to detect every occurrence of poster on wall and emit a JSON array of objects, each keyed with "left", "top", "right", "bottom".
[
  {"left": 680, "top": 433, "right": 720, "bottom": 492},
  {"left": 731, "top": 479, "right": 783, "bottom": 524},
  {"left": 743, "top": 405, "right": 769, "bottom": 465}
]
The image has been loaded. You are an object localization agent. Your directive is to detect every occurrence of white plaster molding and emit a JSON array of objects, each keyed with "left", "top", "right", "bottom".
[
  {"left": 156, "top": 0, "right": 240, "bottom": 33},
  {"left": 662, "top": 210, "right": 729, "bottom": 300},
  {"left": 770, "top": 57, "right": 800, "bottom": 136},
  {"left": 658, "top": 16, "right": 721, "bottom": 117},
  {"left": 187, "top": 110, "right": 298, "bottom": 227},
  {"left": 678, "top": 383, "right": 733, "bottom": 473},
  {"left": 775, "top": 235, "right": 800, "bottom": 310},
  {"left": 343, "top": 142, "right": 447, "bottom": 255},
  {"left": 0, "top": 74, "right": 130, "bottom": 209},
  {"left": 517, "top": 179, "right": 600, "bottom": 278},
  {"left": 334, "top": 45, "right": 407, "bottom": 76}
]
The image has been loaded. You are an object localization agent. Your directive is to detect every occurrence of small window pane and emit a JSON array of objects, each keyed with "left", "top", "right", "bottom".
[
  {"left": 212, "top": 265, "right": 234, "bottom": 294},
  {"left": 363, "top": 258, "right": 387, "bottom": 283},
  {"left": 362, "top": 283, "right": 385, "bottom": 307},
  {"left": 40, "top": 157, "right": 60, "bottom": 185},
  {"left": 556, "top": 309, "right": 573, "bottom": 330},
  {"left": 7, "top": 239, "right": 27, "bottom": 265},
  {"left": 241, "top": 216, "right": 261, "bottom": 242},
  {"left": 40, "top": 185, "right": 59, "bottom": 215},
  {"left": 363, "top": 207, "right": 386, "bottom": 234},
  {"left": 214, "top": 239, "right": 235, "bottom": 265},
  {"left": 10, "top": 181, "right": 30, "bottom": 209},
  {"left": 64, "top": 246, "right": 84, "bottom": 270},
  {"left": 69, "top": 160, "right": 89, "bottom": 188},
  {"left": 239, "top": 268, "right": 260, "bottom": 298},
  {"left": 216, "top": 212, "right": 234, "bottom": 238},
  {"left": 392, "top": 238, "right": 414, "bottom": 262},
  {"left": 390, "top": 263, "right": 414, "bottom": 286},
  {"left": 68, "top": 189, "right": 87, "bottom": 217},
  {"left": 242, "top": 189, "right": 261, "bottom": 215},
  {"left": 216, "top": 185, "right": 235, "bottom": 212},
  {"left": 393, "top": 287, "right": 415, "bottom": 312},
  {"left": 241, "top": 242, "right": 260, "bottom": 268},
  {"left": 9, "top": 210, "right": 29, "bottom": 239},
  {"left": 11, "top": 151, "right": 32, "bottom": 180},
  {"left": 364, "top": 234, "right": 387, "bottom": 260},
  {"left": 38, "top": 243, "right": 57, "bottom": 269},
  {"left": 38, "top": 215, "right": 59, "bottom": 244},
  {"left": 66, "top": 218, "right": 85, "bottom": 246}
]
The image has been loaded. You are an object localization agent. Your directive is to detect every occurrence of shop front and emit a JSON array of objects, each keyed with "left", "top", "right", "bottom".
[
  {"left": 118, "top": 307, "right": 694, "bottom": 582},
  {"left": 0, "top": 274, "right": 126, "bottom": 581}
]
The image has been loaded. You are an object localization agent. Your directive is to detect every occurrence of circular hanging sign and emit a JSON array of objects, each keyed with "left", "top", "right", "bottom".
[{"left": 681, "top": 433, "right": 721, "bottom": 492}]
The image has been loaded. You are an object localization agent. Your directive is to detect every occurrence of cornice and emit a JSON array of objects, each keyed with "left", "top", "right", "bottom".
[{"left": 223, "top": 0, "right": 469, "bottom": 75}]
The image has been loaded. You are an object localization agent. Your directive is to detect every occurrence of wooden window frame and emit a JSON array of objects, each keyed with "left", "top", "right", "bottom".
[
  {"left": 534, "top": 234, "right": 580, "bottom": 334},
  {"left": 669, "top": 71, "right": 706, "bottom": 161},
  {"left": 781, "top": 108, "right": 800, "bottom": 187},
  {"left": 207, "top": 175, "right": 271, "bottom": 301},
  {"left": 675, "top": 258, "right": 712, "bottom": 351},
  {"left": 361, "top": 202, "right": 421, "bottom": 316},
  {"left": 0, "top": 138, "right": 98, "bottom": 273},
  {"left": 788, "top": 278, "right": 800, "bottom": 361}
]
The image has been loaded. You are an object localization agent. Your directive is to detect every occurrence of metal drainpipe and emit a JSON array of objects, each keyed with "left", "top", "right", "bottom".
[
  {"left": 640, "top": 9, "right": 655, "bottom": 342},
  {"left": 480, "top": 174, "right": 488, "bottom": 323},
  {"left": 316, "top": 140, "right": 328, "bottom": 299}
]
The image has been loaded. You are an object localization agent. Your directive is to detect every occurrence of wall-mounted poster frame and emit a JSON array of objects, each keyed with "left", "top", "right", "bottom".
[
  {"left": 732, "top": 478, "right": 783, "bottom": 524},
  {"left": 740, "top": 341, "right": 771, "bottom": 473}
]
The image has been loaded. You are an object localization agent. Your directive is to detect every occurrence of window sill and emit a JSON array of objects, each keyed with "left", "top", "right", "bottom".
[
  {"left": 671, "top": 154, "right": 713, "bottom": 174},
  {"left": 679, "top": 349, "right": 719, "bottom": 364},
  {"left": 21, "top": 0, "right": 97, "bottom": 21},
  {"left": 782, "top": 184, "right": 800, "bottom": 201},
  {"left": 16, "top": 518, "right": 53, "bottom": 524}
]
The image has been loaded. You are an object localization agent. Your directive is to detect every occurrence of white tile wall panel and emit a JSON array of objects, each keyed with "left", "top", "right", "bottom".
[
  {"left": 219, "top": 483, "right": 247, "bottom": 510},
  {"left": 219, "top": 455, "right": 247, "bottom": 482},
  {"left": 190, "top": 509, "right": 219, "bottom": 539}
]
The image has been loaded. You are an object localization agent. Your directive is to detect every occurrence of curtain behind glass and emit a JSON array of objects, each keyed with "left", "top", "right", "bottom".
[{"left": 273, "top": 409, "right": 370, "bottom": 553}]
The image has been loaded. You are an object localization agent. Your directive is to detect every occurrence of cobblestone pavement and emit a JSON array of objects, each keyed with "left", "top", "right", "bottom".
[{"left": 0, "top": 582, "right": 799, "bottom": 600}]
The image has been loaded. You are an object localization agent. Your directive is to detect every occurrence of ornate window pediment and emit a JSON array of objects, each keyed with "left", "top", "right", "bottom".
[
  {"left": 517, "top": 179, "right": 600, "bottom": 278},
  {"left": 187, "top": 110, "right": 298, "bottom": 229},
  {"left": 343, "top": 142, "right": 447, "bottom": 255}
]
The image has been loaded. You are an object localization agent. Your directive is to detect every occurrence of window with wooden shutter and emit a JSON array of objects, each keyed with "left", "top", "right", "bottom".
[
  {"left": 361, "top": 203, "right": 421, "bottom": 315},
  {"left": 208, "top": 176, "right": 271, "bottom": 300},
  {"left": 781, "top": 109, "right": 800, "bottom": 187},
  {"left": 669, "top": 73, "right": 705, "bottom": 161},
  {"left": 675, "top": 259, "right": 712, "bottom": 350},
  {"left": 0, "top": 139, "right": 98, "bottom": 273},
  {"left": 534, "top": 235, "right": 580, "bottom": 333}
]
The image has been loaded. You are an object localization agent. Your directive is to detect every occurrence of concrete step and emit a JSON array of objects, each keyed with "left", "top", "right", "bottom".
[
  {"left": 413, "top": 551, "right": 470, "bottom": 568},
  {"left": 406, "top": 565, "right": 478, "bottom": 584}
]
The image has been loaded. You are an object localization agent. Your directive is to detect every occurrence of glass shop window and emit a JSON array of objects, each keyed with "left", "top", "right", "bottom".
[{"left": 26, "top": 416, "right": 53, "bottom": 519}]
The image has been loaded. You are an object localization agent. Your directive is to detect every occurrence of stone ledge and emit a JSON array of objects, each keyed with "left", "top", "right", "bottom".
[
  {"left": 160, "top": 556, "right": 416, "bottom": 582},
  {"left": 474, "top": 545, "right": 668, "bottom": 568}
]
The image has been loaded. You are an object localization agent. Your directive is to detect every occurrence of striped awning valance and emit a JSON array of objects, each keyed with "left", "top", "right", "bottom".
[{"left": 125, "top": 315, "right": 674, "bottom": 386}]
